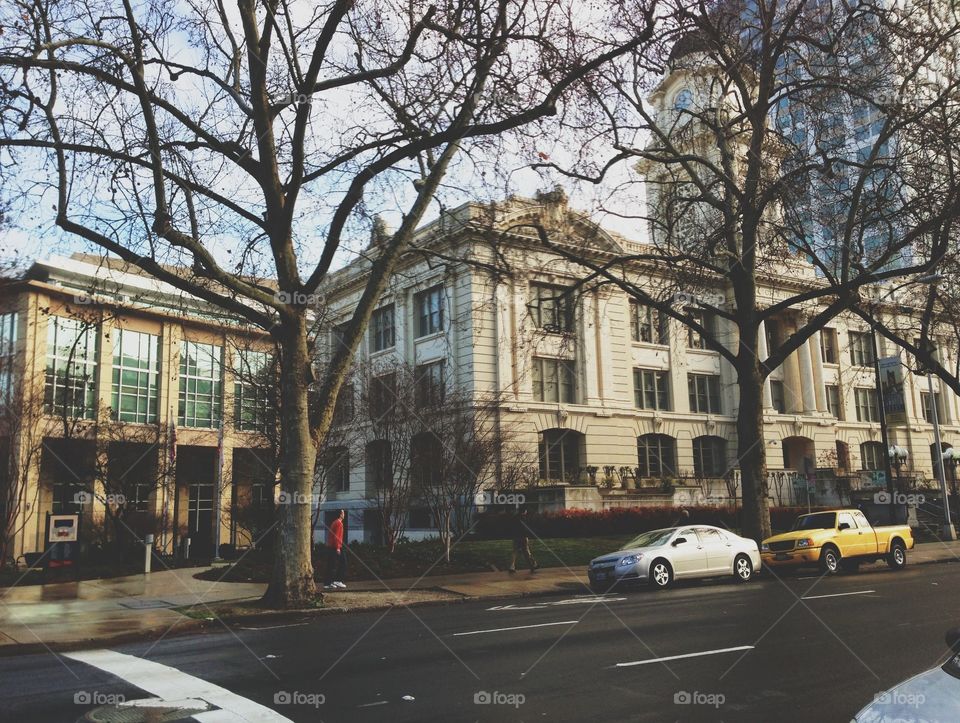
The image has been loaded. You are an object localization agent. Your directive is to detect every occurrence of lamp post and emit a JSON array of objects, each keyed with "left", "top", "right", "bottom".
[
  {"left": 928, "top": 373, "right": 957, "bottom": 540},
  {"left": 868, "top": 274, "right": 943, "bottom": 511}
]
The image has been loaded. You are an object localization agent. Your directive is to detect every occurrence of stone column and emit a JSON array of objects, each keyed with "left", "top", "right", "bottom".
[
  {"left": 810, "top": 331, "right": 828, "bottom": 412},
  {"left": 757, "top": 320, "right": 773, "bottom": 409},
  {"left": 797, "top": 337, "right": 818, "bottom": 414},
  {"left": 781, "top": 320, "right": 804, "bottom": 413}
]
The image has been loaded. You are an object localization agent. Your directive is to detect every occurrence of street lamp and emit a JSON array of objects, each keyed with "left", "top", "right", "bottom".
[{"left": 888, "top": 445, "right": 908, "bottom": 491}]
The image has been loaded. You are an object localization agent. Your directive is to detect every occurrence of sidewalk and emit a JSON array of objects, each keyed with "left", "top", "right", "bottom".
[{"left": 2, "top": 540, "right": 958, "bottom": 651}]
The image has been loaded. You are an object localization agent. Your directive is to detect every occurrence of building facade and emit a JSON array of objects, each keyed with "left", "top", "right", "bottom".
[
  {"left": 0, "top": 254, "right": 276, "bottom": 563},
  {"left": 320, "top": 194, "right": 960, "bottom": 542}
]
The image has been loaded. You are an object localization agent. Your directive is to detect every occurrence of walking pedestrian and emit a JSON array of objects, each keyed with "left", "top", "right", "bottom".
[
  {"left": 324, "top": 509, "right": 347, "bottom": 590},
  {"left": 509, "top": 507, "right": 538, "bottom": 573}
]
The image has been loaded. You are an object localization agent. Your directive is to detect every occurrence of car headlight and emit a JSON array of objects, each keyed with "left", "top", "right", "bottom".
[
  {"left": 796, "top": 538, "right": 815, "bottom": 548},
  {"left": 761, "top": 543, "right": 770, "bottom": 552},
  {"left": 618, "top": 554, "right": 642, "bottom": 567}
]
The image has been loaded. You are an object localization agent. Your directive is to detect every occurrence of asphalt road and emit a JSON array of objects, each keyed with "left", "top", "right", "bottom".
[{"left": 2, "top": 561, "right": 959, "bottom": 722}]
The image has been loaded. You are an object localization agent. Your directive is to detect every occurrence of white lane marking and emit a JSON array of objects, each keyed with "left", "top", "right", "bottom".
[
  {"left": 615, "top": 645, "right": 754, "bottom": 668},
  {"left": 238, "top": 623, "right": 309, "bottom": 631},
  {"left": 487, "top": 596, "right": 626, "bottom": 611},
  {"left": 63, "top": 649, "right": 291, "bottom": 722},
  {"left": 358, "top": 701, "right": 390, "bottom": 708},
  {"left": 453, "top": 620, "right": 578, "bottom": 637},
  {"left": 801, "top": 590, "right": 875, "bottom": 600}
]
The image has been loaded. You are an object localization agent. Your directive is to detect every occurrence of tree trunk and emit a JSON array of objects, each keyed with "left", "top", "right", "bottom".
[
  {"left": 263, "top": 313, "right": 317, "bottom": 607},
  {"left": 736, "top": 356, "right": 772, "bottom": 542}
]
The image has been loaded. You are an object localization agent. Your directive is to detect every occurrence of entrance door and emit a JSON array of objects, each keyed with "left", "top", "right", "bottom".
[{"left": 187, "top": 483, "right": 214, "bottom": 557}]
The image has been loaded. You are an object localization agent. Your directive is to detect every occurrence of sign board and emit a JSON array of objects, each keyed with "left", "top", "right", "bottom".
[
  {"left": 47, "top": 514, "right": 79, "bottom": 543},
  {"left": 861, "top": 470, "right": 888, "bottom": 489},
  {"left": 44, "top": 513, "right": 80, "bottom": 569},
  {"left": 878, "top": 356, "right": 907, "bottom": 425}
]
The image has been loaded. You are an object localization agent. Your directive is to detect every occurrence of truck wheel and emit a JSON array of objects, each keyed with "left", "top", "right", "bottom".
[
  {"left": 733, "top": 554, "right": 753, "bottom": 583},
  {"left": 820, "top": 546, "right": 841, "bottom": 575},
  {"left": 887, "top": 540, "right": 907, "bottom": 570},
  {"left": 649, "top": 559, "right": 673, "bottom": 589},
  {"left": 840, "top": 559, "right": 860, "bottom": 573}
]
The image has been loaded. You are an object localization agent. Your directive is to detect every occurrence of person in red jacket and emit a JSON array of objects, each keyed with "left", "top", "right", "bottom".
[{"left": 324, "top": 509, "right": 347, "bottom": 590}]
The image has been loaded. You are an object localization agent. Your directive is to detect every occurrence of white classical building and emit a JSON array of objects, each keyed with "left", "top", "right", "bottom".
[{"left": 318, "top": 192, "right": 960, "bottom": 543}]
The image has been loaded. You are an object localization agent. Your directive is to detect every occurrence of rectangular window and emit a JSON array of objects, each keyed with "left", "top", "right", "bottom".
[
  {"left": 369, "top": 305, "right": 395, "bottom": 352},
  {"left": 633, "top": 369, "right": 670, "bottom": 410},
  {"left": 369, "top": 372, "right": 397, "bottom": 418},
  {"left": 921, "top": 391, "right": 944, "bottom": 424},
  {"left": 849, "top": 331, "right": 875, "bottom": 367},
  {"left": 687, "top": 310, "right": 715, "bottom": 350},
  {"left": 324, "top": 447, "right": 351, "bottom": 493},
  {"left": 45, "top": 316, "right": 98, "bottom": 420},
  {"left": 414, "top": 285, "right": 444, "bottom": 338},
  {"left": 0, "top": 311, "right": 18, "bottom": 405},
  {"left": 333, "top": 383, "right": 354, "bottom": 424},
  {"left": 629, "top": 301, "right": 667, "bottom": 344},
  {"left": 111, "top": 329, "right": 160, "bottom": 424},
  {"left": 854, "top": 387, "right": 880, "bottom": 422},
  {"left": 178, "top": 340, "right": 223, "bottom": 428},
  {"left": 820, "top": 328, "right": 838, "bottom": 364},
  {"left": 770, "top": 380, "right": 786, "bottom": 413},
  {"left": 415, "top": 361, "right": 445, "bottom": 409},
  {"left": 532, "top": 357, "right": 576, "bottom": 404},
  {"left": 530, "top": 283, "right": 573, "bottom": 333},
  {"left": 826, "top": 384, "right": 842, "bottom": 419},
  {"left": 233, "top": 349, "right": 272, "bottom": 432},
  {"left": 688, "top": 374, "right": 722, "bottom": 413}
]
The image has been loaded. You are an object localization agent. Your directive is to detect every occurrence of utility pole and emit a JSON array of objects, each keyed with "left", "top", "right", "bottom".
[{"left": 869, "top": 324, "right": 896, "bottom": 502}]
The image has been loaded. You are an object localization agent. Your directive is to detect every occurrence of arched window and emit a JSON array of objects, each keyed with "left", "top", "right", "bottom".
[
  {"left": 539, "top": 429, "right": 583, "bottom": 482},
  {"left": 637, "top": 434, "right": 677, "bottom": 479},
  {"left": 860, "top": 441, "right": 885, "bottom": 471},
  {"left": 693, "top": 436, "right": 727, "bottom": 478}
]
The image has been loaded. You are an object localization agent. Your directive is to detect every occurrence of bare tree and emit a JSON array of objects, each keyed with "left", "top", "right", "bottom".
[
  {"left": 523, "top": 0, "right": 960, "bottom": 541},
  {"left": 0, "top": 335, "right": 43, "bottom": 568},
  {"left": 0, "top": 0, "right": 654, "bottom": 605}
]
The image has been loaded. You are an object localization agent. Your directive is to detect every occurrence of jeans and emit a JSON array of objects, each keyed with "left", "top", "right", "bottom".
[{"left": 324, "top": 547, "right": 347, "bottom": 584}]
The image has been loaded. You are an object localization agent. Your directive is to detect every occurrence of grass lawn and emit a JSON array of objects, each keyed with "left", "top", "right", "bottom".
[{"left": 196, "top": 535, "right": 636, "bottom": 584}]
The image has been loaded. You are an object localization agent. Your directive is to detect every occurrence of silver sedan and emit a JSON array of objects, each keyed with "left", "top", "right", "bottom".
[{"left": 587, "top": 525, "right": 761, "bottom": 590}]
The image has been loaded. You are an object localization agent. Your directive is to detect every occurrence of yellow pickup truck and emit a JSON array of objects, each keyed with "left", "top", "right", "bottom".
[{"left": 761, "top": 509, "right": 914, "bottom": 574}]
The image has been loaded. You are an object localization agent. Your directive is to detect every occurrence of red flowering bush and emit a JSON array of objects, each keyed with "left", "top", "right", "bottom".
[{"left": 474, "top": 505, "right": 828, "bottom": 539}]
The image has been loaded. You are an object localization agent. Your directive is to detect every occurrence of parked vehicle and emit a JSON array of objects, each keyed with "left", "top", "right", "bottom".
[
  {"left": 587, "top": 525, "right": 761, "bottom": 591},
  {"left": 853, "top": 628, "right": 960, "bottom": 721},
  {"left": 761, "top": 509, "right": 914, "bottom": 574}
]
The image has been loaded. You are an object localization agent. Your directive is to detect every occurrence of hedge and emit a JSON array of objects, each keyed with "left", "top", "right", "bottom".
[{"left": 473, "top": 505, "right": 831, "bottom": 539}]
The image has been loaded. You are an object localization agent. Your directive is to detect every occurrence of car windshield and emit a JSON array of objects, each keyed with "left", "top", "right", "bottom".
[
  {"left": 792, "top": 512, "right": 837, "bottom": 531},
  {"left": 623, "top": 528, "right": 675, "bottom": 549}
]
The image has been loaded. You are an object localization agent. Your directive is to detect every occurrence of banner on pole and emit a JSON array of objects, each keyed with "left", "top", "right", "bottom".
[{"left": 878, "top": 356, "right": 907, "bottom": 425}]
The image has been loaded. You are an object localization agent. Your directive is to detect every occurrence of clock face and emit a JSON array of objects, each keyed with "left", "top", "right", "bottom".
[{"left": 674, "top": 88, "right": 694, "bottom": 111}]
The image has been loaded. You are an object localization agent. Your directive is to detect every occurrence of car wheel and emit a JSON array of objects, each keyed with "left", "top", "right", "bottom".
[
  {"left": 887, "top": 540, "right": 907, "bottom": 570},
  {"left": 840, "top": 559, "right": 860, "bottom": 573},
  {"left": 733, "top": 554, "right": 753, "bottom": 583},
  {"left": 649, "top": 559, "right": 673, "bottom": 589},
  {"left": 820, "top": 546, "right": 841, "bottom": 575}
]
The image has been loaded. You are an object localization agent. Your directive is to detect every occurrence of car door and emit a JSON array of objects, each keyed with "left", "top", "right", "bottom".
[
  {"left": 698, "top": 527, "right": 735, "bottom": 575},
  {"left": 852, "top": 510, "right": 879, "bottom": 555},
  {"left": 836, "top": 512, "right": 863, "bottom": 558},
  {"left": 668, "top": 528, "right": 708, "bottom": 577}
]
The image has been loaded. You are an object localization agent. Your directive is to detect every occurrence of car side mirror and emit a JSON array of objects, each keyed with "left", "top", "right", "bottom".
[
  {"left": 946, "top": 628, "right": 960, "bottom": 654},
  {"left": 838, "top": 523, "right": 851, "bottom": 531},
  {"left": 672, "top": 537, "right": 686, "bottom": 546}
]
